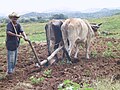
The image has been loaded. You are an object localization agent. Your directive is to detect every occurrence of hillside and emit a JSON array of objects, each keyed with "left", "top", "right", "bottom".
[
  {"left": 21, "top": 12, "right": 52, "bottom": 18},
  {"left": 21, "top": 8, "right": 120, "bottom": 19}
]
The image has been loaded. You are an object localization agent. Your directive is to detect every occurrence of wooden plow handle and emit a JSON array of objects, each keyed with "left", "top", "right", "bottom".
[{"left": 27, "top": 40, "right": 41, "bottom": 67}]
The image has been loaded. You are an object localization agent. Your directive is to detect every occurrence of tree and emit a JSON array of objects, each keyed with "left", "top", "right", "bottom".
[
  {"left": 50, "top": 14, "right": 68, "bottom": 19},
  {"left": 37, "top": 16, "right": 42, "bottom": 20},
  {"left": 30, "top": 18, "right": 36, "bottom": 22}
]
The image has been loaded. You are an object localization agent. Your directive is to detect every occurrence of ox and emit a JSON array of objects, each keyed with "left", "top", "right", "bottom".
[
  {"left": 45, "top": 20, "right": 65, "bottom": 62},
  {"left": 61, "top": 18, "right": 102, "bottom": 61}
]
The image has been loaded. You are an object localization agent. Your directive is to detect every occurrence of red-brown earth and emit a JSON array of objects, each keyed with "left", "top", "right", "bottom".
[{"left": 0, "top": 37, "right": 120, "bottom": 90}]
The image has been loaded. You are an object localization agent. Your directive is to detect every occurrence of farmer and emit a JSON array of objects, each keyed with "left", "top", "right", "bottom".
[{"left": 6, "top": 12, "right": 29, "bottom": 75}]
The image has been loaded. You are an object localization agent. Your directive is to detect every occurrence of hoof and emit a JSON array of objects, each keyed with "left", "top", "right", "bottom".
[
  {"left": 72, "top": 58, "right": 79, "bottom": 63},
  {"left": 35, "top": 63, "right": 40, "bottom": 68},
  {"left": 86, "top": 57, "right": 90, "bottom": 60},
  {"left": 81, "top": 57, "right": 90, "bottom": 60},
  {"left": 44, "top": 61, "right": 49, "bottom": 67},
  {"left": 66, "top": 60, "right": 72, "bottom": 64}
]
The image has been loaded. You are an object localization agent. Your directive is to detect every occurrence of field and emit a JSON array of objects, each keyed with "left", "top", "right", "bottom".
[{"left": 0, "top": 15, "right": 120, "bottom": 90}]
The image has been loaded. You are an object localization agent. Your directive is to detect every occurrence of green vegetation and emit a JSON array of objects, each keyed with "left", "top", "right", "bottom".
[
  {"left": 0, "top": 73, "right": 6, "bottom": 80},
  {"left": 43, "top": 69, "right": 52, "bottom": 78},
  {"left": 93, "top": 79, "right": 120, "bottom": 90},
  {"left": 58, "top": 79, "right": 120, "bottom": 90},
  {"left": 21, "top": 22, "right": 46, "bottom": 42},
  {"left": 58, "top": 79, "right": 80, "bottom": 90},
  {"left": 102, "top": 41, "right": 119, "bottom": 58},
  {"left": 89, "top": 15, "right": 120, "bottom": 38},
  {"left": 103, "top": 49, "right": 115, "bottom": 58},
  {"left": 58, "top": 80, "right": 94, "bottom": 90},
  {"left": 103, "top": 42, "right": 114, "bottom": 58},
  {"left": 29, "top": 76, "right": 44, "bottom": 85},
  {"left": 0, "top": 22, "right": 46, "bottom": 47},
  {"left": 91, "top": 50, "right": 98, "bottom": 58},
  {"left": 0, "top": 14, "right": 120, "bottom": 48},
  {"left": 0, "top": 23, "right": 6, "bottom": 47},
  {"left": 50, "top": 14, "right": 68, "bottom": 20}
]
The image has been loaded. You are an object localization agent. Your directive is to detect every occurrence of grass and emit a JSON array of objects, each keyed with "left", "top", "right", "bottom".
[
  {"left": 21, "top": 22, "right": 46, "bottom": 42},
  {"left": 0, "top": 25, "right": 6, "bottom": 46},
  {"left": 58, "top": 79, "right": 120, "bottom": 90},
  {"left": 89, "top": 15, "right": 120, "bottom": 38},
  {"left": 0, "top": 22, "right": 46, "bottom": 47},
  {"left": 43, "top": 69, "right": 52, "bottom": 78},
  {"left": 29, "top": 76, "right": 45, "bottom": 85},
  {"left": 58, "top": 79, "right": 81, "bottom": 90},
  {"left": 0, "top": 14, "right": 120, "bottom": 47},
  {"left": 93, "top": 79, "right": 120, "bottom": 90},
  {"left": 58, "top": 80, "right": 94, "bottom": 90}
]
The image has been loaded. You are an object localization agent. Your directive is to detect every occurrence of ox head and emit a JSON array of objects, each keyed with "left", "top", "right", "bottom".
[{"left": 91, "top": 23, "right": 102, "bottom": 36}]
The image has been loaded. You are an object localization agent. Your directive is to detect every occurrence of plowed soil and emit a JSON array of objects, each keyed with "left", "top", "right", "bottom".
[{"left": 0, "top": 37, "right": 120, "bottom": 90}]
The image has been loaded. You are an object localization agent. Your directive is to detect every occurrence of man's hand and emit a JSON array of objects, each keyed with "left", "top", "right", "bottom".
[
  {"left": 16, "top": 34, "right": 23, "bottom": 38},
  {"left": 24, "top": 37, "right": 30, "bottom": 41},
  {"left": 21, "top": 32, "right": 29, "bottom": 41}
]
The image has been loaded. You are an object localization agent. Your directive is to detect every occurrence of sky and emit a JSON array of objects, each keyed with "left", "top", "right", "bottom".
[{"left": 0, "top": 0, "right": 120, "bottom": 16}]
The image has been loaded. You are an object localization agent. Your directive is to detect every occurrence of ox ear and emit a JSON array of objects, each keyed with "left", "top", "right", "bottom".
[
  {"left": 98, "top": 23, "right": 102, "bottom": 26},
  {"left": 91, "top": 23, "right": 102, "bottom": 28},
  {"left": 45, "top": 24, "right": 48, "bottom": 30}
]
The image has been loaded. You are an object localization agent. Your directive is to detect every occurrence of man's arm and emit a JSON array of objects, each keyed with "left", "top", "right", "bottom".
[
  {"left": 21, "top": 32, "right": 29, "bottom": 41},
  {"left": 7, "top": 31, "right": 22, "bottom": 38}
]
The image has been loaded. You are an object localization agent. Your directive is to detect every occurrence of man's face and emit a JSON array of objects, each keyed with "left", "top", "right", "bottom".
[{"left": 11, "top": 17, "right": 18, "bottom": 22}]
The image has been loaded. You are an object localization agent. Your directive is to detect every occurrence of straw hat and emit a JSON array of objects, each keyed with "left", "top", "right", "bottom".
[{"left": 8, "top": 12, "right": 20, "bottom": 19}]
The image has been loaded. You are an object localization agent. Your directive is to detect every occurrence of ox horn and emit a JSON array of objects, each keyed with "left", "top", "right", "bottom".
[
  {"left": 98, "top": 23, "right": 102, "bottom": 26},
  {"left": 91, "top": 24, "right": 99, "bottom": 28}
]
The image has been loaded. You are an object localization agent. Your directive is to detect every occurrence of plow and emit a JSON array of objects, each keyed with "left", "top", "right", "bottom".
[
  {"left": 28, "top": 39, "right": 63, "bottom": 67},
  {"left": 26, "top": 40, "right": 64, "bottom": 74}
]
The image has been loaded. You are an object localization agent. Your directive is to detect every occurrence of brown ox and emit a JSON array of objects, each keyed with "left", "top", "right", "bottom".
[
  {"left": 61, "top": 18, "right": 102, "bottom": 61},
  {"left": 45, "top": 20, "right": 63, "bottom": 61},
  {"left": 45, "top": 20, "right": 71, "bottom": 63}
]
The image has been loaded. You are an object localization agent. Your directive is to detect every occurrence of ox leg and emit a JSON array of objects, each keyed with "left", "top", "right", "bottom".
[
  {"left": 61, "top": 30, "right": 71, "bottom": 62},
  {"left": 45, "top": 40, "right": 51, "bottom": 67},
  {"left": 85, "top": 41, "right": 91, "bottom": 59},
  {"left": 63, "top": 39, "right": 71, "bottom": 62},
  {"left": 47, "top": 40, "right": 51, "bottom": 56},
  {"left": 62, "top": 47, "right": 71, "bottom": 62},
  {"left": 74, "top": 44, "right": 80, "bottom": 59},
  {"left": 62, "top": 48, "right": 65, "bottom": 58},
  {"left": 54, "top": 43, "right": 59, "bottom": 62},
  {"left": 68, "top": 40, "right": 74, "bottom": 56},
  {"left": 64, "top": 40, "right": 69, "bottom": 53},
  {"left": 66, "top": 41, "right": 74, "bottom": 63},
  {"left": 49, "top": 40, "right": 54, "bottom": 53}
]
